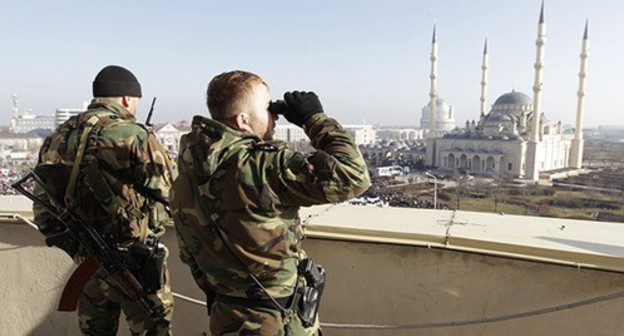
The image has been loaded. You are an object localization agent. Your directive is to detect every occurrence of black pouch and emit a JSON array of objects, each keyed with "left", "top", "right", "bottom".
[
  {"left": 128, "top": 239, "right": 166, "bottom": 293},
  {"left": 296, "top": 258, "right": 326, "bottom": 328},
  {"left": 205, "top": 288, "right": 216, "bottom": 315}
]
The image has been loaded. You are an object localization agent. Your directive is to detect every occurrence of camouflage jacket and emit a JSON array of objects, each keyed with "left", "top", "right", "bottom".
[
  {"left": 171, "top": 113, "right": 370, "bottom": 299},
  {"left": 33, "top": 98, "right": 175, "bottom": 253}
]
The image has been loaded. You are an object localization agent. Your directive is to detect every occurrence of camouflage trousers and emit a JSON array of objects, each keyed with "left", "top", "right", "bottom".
[
  {"left": 209, "top": 301, "right": 321, "bottom": 336},
  {"left": 77, "top": 266, "right": 174, "bottom": 336}
]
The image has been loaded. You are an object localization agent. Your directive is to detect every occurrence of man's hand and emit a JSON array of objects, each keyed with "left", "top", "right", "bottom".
[{"left": 283, "top": 91, "right": 324, "bottom": 127}]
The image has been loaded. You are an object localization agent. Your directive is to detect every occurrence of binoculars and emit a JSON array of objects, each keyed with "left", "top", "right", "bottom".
[{"left": 269, "top": 100, "right": 289, "bottom": 115}]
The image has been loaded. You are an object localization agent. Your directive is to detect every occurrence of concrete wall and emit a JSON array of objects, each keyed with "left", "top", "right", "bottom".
[
  {"left": 305, "top": 238, "right": 624, "bottom": 336},
  {"left": 3, "top": 220, "right": 624, "bottom": 335},
  {"left": 0, "top": 222, "right": 77, "bottom": 335},
  {"left": 0, "top": 221, "right": 209, "bottom": 336}
]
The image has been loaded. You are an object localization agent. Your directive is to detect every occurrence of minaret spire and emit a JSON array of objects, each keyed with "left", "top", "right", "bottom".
[
  {"left": 531, "top": 0, "right": 546, "bottom": 143},
  {"left": 527, "top": 1, "right": 547, "bottom": 180},
  {"left": 479, "top": 38, "right": 489, "bottom": 117},
  {"left": 425, "top": 23, "right": 439, "bottom": 167},
  {"left": 11, "top": 94, "right": 19, "bottom": 118},
  {"left": 570, "top": 20, "right": 589, "bottom": 169}
]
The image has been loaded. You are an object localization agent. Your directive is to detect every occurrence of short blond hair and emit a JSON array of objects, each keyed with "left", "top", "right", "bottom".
[{"left": 206, "top": 70, "right": 267, "bottom": 121}]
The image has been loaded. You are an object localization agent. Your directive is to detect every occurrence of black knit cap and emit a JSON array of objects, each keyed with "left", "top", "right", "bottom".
[{"left": 92, "top": 65, "right": 142, "bottom": 98}]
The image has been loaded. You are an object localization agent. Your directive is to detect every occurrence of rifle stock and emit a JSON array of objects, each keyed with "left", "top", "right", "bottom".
[{"left": 12, "top": 171, "right": 163, "bottom": 319}]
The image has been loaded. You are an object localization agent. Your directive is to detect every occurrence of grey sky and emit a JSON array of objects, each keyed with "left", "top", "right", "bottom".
[{"left": 1, "top": 0, "right": 622, "bottom": 127}]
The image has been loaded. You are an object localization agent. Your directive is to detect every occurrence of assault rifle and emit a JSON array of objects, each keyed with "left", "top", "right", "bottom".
[
  {"left": 145, "top": 97, "right": 157, "bottom": 127},
  {"left": 12, "top": 170, "right": 163, "bottom": 319}
]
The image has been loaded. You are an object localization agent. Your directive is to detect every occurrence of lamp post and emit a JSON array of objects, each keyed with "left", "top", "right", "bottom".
[
  {"left": 425, "top": 172, "right": 437, "bottom": 209},
  {"left": 489, "top": 173, "right": 499, "bottom": 212}
]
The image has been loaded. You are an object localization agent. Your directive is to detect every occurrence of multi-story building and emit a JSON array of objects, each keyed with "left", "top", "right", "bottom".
[
  {"left": 0, "top": 132, "right": 44, "bottom": 151},
  {"left": 274, "top": 124, "right": 308, "bottom": 143},
  {"left": 10, "top": 113, "right": 55, "bottom": 134},
  {"left": 153, "top": 122, "right": 191, "bottom": 158},
  {"left": 376, "top": 128, "right": 425, "bottom": 141},
  {"left": 55, "top": 104, "right": 88, "bottom": 128},
  {"left": 343, "top": 124, "right": 376, "bottom": 145},
  {"left": 274, "top": 123, "right": 376, "bottom": 146}
]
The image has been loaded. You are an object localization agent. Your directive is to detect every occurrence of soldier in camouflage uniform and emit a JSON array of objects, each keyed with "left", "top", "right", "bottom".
[
  {"left": 33, "top": 65, "right": 175, "bottom": 335},
  {"left": 171, "top": 70, "right": 370, "bottom": 335}
]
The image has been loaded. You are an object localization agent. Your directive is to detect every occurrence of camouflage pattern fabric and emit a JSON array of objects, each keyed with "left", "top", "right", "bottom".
[
  {"left": 209, "top": 301, "right": 320, "bottom": 336},
  {"left": 34, "top": 98, "right": 174, "bottom": 245},
  {"left": 171, "top": 113, "right": 370, "bottom": 335},
  {"left": 78, "top": 264, "right": 174, "bottom": 336},
  {"left": 33, "top": 98, "right": 176, "bottom": 335}
]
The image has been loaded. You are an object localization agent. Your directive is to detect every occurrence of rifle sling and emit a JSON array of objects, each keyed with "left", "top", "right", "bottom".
[{"left": 214, "top": 292, "right": 294, "bottom": 310}]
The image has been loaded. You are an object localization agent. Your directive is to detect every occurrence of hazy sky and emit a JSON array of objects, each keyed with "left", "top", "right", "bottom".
[{"left": 2, "top": 0, "right": 623, "bottom": 127}]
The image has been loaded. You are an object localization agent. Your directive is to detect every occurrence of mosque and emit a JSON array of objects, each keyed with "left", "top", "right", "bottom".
[
  {"left": 420, "top": 97, "right": 457, "bottom": 137},
  {"left": 424, "top": 3, "right": 589, "bottom": 181}
]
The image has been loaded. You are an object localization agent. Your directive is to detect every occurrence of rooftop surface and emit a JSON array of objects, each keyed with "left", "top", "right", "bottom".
[
  {"left": 300, "top": 204, "right": 624, "bottom": 273},
  {"left": 5, "top": 195, "right": 624, "bottom": 273}
]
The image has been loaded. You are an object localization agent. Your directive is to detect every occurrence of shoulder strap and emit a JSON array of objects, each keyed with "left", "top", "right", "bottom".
[
  {"left": 64, "top": 115, "right": 100, "bottom": 207},
  {"left": 63, "top": 112, "right": 148, "bottom": 239}
]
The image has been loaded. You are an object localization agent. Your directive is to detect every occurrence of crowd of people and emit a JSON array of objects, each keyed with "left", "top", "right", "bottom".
[
  {"left": 0, "top": 172, "right": 30, "bottom": 195},
  {"left": 353, "top": 185, "right": 450, "bottom": 209}
]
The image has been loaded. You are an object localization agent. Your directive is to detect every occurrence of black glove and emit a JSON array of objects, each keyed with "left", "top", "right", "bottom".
[{"left": 282, "top": 91, "right": 324, "bottom": 127}]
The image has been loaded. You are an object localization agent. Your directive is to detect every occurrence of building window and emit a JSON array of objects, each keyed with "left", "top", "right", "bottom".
[{"left": 508, "top": 163, "right": 512, "bottom": 170}]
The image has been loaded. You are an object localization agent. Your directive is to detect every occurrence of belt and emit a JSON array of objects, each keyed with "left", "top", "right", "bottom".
[{"left": 214, "top": 292, "right": 295, "bottom": 311}]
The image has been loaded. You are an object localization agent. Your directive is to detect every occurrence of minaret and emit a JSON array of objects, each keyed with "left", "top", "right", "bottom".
[
  {"left": 526, "top": 1, "right": 546, "bottom": 181},
  {"left": 11, "top": 94, "right": 19, "bottom": 118},
  {"left": 425, "top": 24, "right": 438, "bottom": 167},
  {"left": 569, "top": 21, "right": 589, "bottom": 169},
  {"left": 480, "top": 38, "right": 489, "bottom": 117}
]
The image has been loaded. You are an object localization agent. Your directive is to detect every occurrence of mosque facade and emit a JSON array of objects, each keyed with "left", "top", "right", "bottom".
[
  {"left": 425, "top": 3, "right": 588, "bottom": 181},
  {"left": 435, "top": 90, "right": 572, "bottom": 177}
]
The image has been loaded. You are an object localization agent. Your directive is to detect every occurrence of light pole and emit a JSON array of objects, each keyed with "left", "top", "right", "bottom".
[
  {"left": 425, "top": 172, "right": 437, "bottom": 209},
  {"left": 489, "top": 173, "right": 499, "bottom": 212}
]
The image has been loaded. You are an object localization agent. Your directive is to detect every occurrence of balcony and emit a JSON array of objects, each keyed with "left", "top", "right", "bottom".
[{"left": 2, "top": 196, "right": 624, "bottom": 335}]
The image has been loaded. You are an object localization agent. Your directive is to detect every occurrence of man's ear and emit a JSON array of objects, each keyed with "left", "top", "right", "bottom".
[
  {"left": 121, "top": 96, "right": 131, "bottom": 108},
  {"left": 234, "top": 112, "right": 254, "bottom": 133}
]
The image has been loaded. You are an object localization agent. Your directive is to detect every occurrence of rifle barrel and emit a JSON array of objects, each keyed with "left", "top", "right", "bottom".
[{"left": 145, "top": 97, "right": 157, "bottom": 127}]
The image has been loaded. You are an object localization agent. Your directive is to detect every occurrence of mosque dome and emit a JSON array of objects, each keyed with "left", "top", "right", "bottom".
[
  {"left": 493, "top": 91, "right": 532, "bottom": 106},
  {"left": 433, "top": 98, "right": 450, "bottom": 109},
  {"left": 485, "top": 111, "right": 513, "bottom": 123},
  {"left": 481, "top": 110, "right": 518, "bottom": 137},
  {"left": 490, "top": 90, "right": 533, "bottom": 117},
  {"left": 420, "top": 97, "right": 457, "bottom": 133}
]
